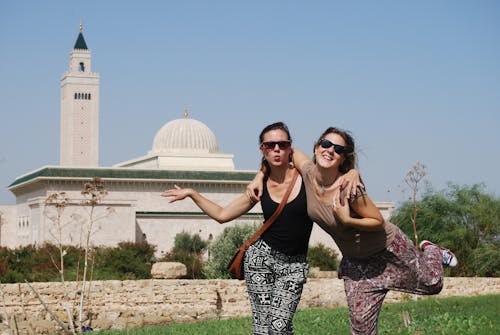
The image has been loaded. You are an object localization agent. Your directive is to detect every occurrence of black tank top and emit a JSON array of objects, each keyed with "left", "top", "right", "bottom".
[{"left": 261, "top": 178, "right": 313, "bottom": 255}]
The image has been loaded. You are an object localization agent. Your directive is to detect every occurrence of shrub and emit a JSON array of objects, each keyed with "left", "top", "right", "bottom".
[
  {"left": 157, "top": 231, "right": 209, "bottom": 279},
  {"left": 308, "top": 243, "right": 338, "bottom": 271},
  {"left": 0, "top": 242, "right": 157, "bottom": 283},
  {"left": 93, "top": 242, "right": 156, "bottom": 280},
  {"left": 204, "top": 223, "right": 259, "bottom": 279},
  {"left": 0, "top": 243, "right": 79, "bottom": 282},
  {"left": 173, "top": 231, "right": 208, "bottom": 253},
  {"left": 6, "top": 244, "right": 59, "bottom": 282}
]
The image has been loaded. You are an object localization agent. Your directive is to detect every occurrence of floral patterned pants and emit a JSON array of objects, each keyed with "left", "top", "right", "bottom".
[
  {"left": 244, "top": 239, "right": 308, "bottom": 335},
  {"left": 339, "top": 227, "right": 444, "bottom": 335}
]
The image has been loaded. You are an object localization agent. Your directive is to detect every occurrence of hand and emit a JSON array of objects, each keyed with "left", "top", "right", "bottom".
[
  {"left": 338, "top": 169, "right": 364, "bottom": 200},
  {"left": 246, "top": 187, "right": 261, "bottom": 204},
  {"left": 160, "top": 185, "right": 191, "bottom": 203},
  {"left": 246, "top": 171, "right": 264, "bottom": 203},
  {"left": 333, "top": 194, "right": 351, "bottom": 224}
]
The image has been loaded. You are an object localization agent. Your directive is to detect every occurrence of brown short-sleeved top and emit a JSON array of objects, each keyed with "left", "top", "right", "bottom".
[{"left": 302, "top": 161, "right": 396, "bottom": 259}]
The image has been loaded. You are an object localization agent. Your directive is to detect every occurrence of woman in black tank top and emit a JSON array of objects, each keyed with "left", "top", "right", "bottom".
[{"left": 163, "top": 122, "right": 312, "bottom": 334}]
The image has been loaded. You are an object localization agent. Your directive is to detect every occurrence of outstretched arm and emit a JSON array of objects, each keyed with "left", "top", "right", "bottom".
[
  {"left": 333, "top": 191, "right": 384, "bottom": 231},
  {"left": 161, "top": 185, "right": 255, "bottom": 223}
]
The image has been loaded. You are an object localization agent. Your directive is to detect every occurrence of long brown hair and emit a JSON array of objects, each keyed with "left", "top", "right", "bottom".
[{"left": 313, "top": 127, "right": 356, "bottom": 173}]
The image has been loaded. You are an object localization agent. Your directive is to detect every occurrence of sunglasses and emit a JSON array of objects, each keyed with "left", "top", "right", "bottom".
[
  {"left": 261, "top": 141, "right": 291, "bottom": 150},
  {"left": 318, "top": 138, "right": 350, "bottom": 155}
]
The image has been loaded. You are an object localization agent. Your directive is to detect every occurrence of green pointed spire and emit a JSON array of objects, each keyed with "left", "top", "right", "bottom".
[
  {"left": 74, "top": 33, "right": 88, "bottom": 49},
  {"left": 74, "top": 20, "right": 88, "bottom": 49}
]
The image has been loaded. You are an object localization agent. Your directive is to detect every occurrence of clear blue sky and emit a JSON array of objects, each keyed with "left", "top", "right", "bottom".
[{"left": 1, "top": 1, "right": 499, "bottom": 206}]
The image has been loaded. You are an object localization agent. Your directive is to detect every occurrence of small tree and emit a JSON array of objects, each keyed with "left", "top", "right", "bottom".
[
  {"left": 204, "top": 223, "right": 259, "bottom": 279},
  {"left": 44, "top": 192, "right": 70, "bottom": 283},
  {"left": 40, "top": 177, "right": 113, "bottom": 333},
  {"left": 403, "top": 162, "right": 427, "bottom": 247},
  {"left": 43, "top": 192, "right": 76, "bottom": 334},
  {"left": 77, "top": 177, "right": 109, "bottom": 330}
]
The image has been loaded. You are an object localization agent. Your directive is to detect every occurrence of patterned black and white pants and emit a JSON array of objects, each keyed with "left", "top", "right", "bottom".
[{"left": 244, "top": 239, "right": 308, "bottom": 335}]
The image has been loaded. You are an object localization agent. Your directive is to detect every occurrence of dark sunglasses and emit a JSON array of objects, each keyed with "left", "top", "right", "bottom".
[
  {"left": 261, "top": 141, "right": 291, "bottom": 150},
  {"left": 318, "top": 138, "right": 350, "bottom": 155}
]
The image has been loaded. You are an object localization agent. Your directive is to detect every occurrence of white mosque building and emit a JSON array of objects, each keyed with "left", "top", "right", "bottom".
[{"left": 0, "top": 26, "right": 395, "bottom": 257}]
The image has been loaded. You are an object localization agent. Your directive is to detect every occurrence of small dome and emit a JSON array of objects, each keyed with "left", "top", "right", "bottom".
[{"left": 151, "top": 118, "right": 220, "bottom": 154}]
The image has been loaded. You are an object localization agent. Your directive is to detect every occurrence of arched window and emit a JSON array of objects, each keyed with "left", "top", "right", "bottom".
[
  {"left": 74, "top": 93, "right": 78, "bottom": 99},
  {"left": 79, "top": 62, "right": 85, "bottom": 72},
  {"left": 88, "top": 93, "right": 91, "bottom": 100}
]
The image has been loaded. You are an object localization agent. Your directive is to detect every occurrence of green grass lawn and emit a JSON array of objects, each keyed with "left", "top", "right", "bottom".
[{"left": 94, "top": 294, "right": 499, "bottom": 335}]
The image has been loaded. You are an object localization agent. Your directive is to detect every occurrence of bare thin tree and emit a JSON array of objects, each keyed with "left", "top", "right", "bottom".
[
  {"left": 403, "top": 162, "right": 427, "bottom": 247},
  {"left": 43, "top": 192, "right": 76, "bottom": 334},
  {"left": 36, "top": 178, "right": 111, "bottom": 333},
  {"left": 44, "top": 192, "right": 70, "bottom": 283},
  {"left": 77, "top": 177, "right": 108, "bottom": 331}
]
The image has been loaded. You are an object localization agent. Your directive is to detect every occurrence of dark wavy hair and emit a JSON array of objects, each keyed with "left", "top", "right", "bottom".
[
  {"left": 313, "top": 127, "right": 356, "bottom": 173},
  {"left": 259, "top": 121, "right": 292, "bottom": 176}
]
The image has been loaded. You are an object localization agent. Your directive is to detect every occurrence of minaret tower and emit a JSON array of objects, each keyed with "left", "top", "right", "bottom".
[{"left": 60, "top": 21, "right": 100, "bottom": 166}]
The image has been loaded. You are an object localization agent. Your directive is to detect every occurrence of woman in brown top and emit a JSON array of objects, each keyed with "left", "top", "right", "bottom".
[{"left": 249, "top": 126, "right": 457, "bottom": 335}]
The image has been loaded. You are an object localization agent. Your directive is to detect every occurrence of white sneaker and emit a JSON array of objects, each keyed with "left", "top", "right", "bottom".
[{"left": 419, "top": 240, "right": 458, "bottom": 267}]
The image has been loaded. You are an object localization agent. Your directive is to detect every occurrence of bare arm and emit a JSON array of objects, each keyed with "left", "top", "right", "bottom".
[
  {"left": 291, "top": 147, "right": 311, "bottom": 174},
  {"left": 333, "top": 192, "right": 384, "bottom": 231},
  {"left": 246, "top": 171, "right": 265, "bottom": 203},
  {"left": 161, "top": 185, "right": 255, "bottom": 223}
]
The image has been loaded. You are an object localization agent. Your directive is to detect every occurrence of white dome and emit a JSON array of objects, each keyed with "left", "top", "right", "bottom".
[{"left": 151, "top": 118, "right": 220, "bottom": 154}]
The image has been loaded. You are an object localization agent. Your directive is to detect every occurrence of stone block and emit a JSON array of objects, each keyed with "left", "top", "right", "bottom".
[{"left": 151, "top": 262, "right": 187, "bottom": 279}]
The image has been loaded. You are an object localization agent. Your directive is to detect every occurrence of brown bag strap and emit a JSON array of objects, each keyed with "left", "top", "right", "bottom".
[{"left": 242, "top": 169, "right": 299, "bottom": 248}]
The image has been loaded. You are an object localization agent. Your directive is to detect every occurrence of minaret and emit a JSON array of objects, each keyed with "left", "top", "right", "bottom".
[{"left": 60, "top": 21, "right": 100, "bottom": 166}]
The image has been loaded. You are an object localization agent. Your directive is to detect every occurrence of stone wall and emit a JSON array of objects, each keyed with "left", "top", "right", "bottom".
[{"left": 1, "top": 277, "right": 499, "bottom": 334}]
